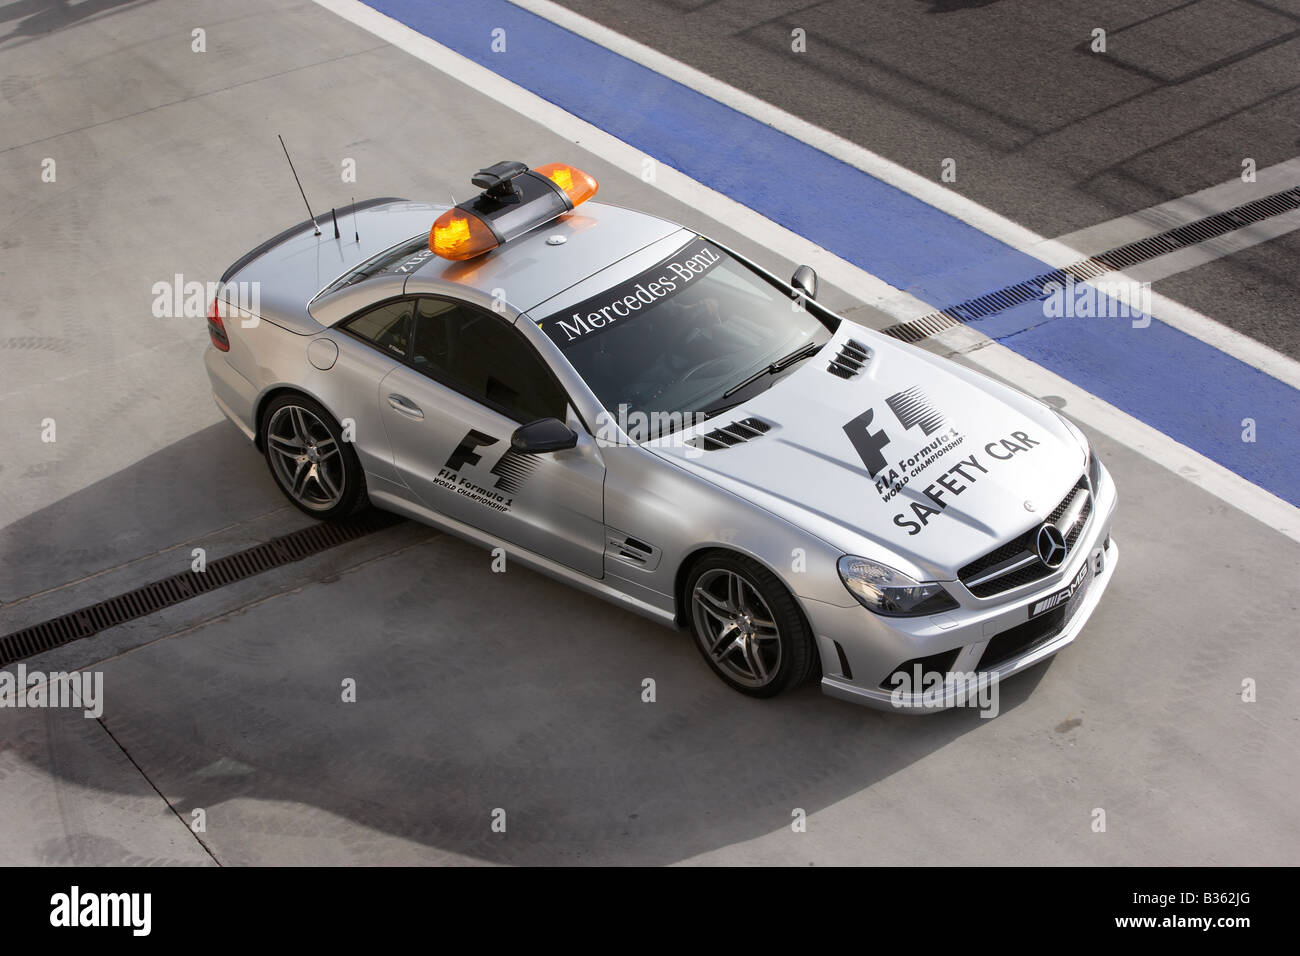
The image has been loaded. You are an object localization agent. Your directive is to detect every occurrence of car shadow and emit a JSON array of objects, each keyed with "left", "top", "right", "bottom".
[
  {"left": 1, "top": 422, "right": 1050, "bottom": 866},
  {"left": 0, "top": 423, "right": 282, "bottom": 604}
]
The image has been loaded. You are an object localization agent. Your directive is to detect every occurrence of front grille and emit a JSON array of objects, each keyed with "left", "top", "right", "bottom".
[
  {"left": 976, "top": 604, "right": 1067, "bottom": 671},
  {"left": 959, "top": 475, "right": 1090, "bottom": 598}
]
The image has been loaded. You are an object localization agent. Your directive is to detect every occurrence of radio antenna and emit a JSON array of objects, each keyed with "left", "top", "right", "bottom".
[
  {"left": 351, "top": 197, "right": 359, "bottom": 243},
  {"left": 330, "top": 206, "right": 340, "bottom": 239},
  {"left": 278, "top": 134, "right": 320, "bottom": 236}
]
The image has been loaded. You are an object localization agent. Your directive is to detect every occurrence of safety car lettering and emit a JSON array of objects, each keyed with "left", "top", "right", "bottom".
[{"left": 890, "top": 431, "right": 1042, "bottom": 536}]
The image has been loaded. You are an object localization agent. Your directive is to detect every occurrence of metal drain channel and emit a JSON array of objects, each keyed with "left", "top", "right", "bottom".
[
  {"left": 878, "top": 184, "right": 1300, "bottom": 343},
  {"left": 0, "top": 510, "right": 402, "bottom": 667}
]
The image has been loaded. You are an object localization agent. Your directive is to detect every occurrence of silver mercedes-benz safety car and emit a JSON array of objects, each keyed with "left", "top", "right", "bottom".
[{"left": 205, "top": 160, "right": 1117, "bottom": 710}]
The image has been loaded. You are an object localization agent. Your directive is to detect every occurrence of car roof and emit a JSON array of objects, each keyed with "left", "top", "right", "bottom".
[{"left": 404, "top": 201, "right": 682, "bottom": 312}]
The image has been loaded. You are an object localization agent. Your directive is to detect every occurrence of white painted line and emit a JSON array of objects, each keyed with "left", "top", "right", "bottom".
[
  {"left": 508, "top": 0, "right": 1300, "bottom": 391},
  {"left": 1113, "top": 211, "right": 1300, "bottom": 284},
  {"left": 1051, "top": 157, "right": 1300, "bottom": 254},
  {"left": 312, "top": 0, "right": 1300, "bottom": 543}
]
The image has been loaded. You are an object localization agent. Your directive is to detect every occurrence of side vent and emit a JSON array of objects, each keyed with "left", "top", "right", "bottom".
[
  {"left": 827, "top": 339, "right": 871, "bottom": 379},
  {"left": 685, "top": 417, "right": 772, "bottom": 452},
  {"left": 604, "top": 532, "right": 662, "bottom": 570}
]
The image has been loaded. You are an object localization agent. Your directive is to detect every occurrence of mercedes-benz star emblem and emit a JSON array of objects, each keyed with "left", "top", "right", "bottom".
[{"left": 1035, "top": 523, "right": 1068, "bottom": 569}]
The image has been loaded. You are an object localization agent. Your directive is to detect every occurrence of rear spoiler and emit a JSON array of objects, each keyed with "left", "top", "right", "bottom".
[{"left": 220, "top": 197, "right": 406, "bottom": 284}]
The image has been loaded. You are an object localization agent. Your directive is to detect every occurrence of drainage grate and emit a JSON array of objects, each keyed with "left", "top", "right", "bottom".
[
  {"left": 878, "top": 184, "right": 1300, "bottom": 343},
  {"left": 0, "top": 510, "right": 402, "bottom": 667}
]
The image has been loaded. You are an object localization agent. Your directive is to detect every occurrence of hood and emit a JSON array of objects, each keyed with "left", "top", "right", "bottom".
[{"left": 648, "top": 321, "right": 1086, "bottom": 581}]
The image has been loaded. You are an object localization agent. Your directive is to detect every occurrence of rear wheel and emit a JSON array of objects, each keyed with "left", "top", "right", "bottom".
[
  {"left": 261, "top": 394, "right": 366, "bottom": 519},
  {"left": 686, "top": 552, "right": 817, "bottom": 697}
]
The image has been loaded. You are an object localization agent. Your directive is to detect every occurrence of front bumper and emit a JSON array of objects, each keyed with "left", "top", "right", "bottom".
[{"left": 809, "top": 463, "right": 1118, "bottom": 713}]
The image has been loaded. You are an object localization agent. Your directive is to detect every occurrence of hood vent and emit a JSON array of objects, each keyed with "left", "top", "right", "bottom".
[
  {"left": 686, "top": 417, "right": 772, "bottom": 451},
  {"left": 827, "top": 339, "right": 871, "bottom": 379}
]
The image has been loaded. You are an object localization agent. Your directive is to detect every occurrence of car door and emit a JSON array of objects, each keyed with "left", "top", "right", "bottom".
[
  {"left": 376, "top": 296, "right": 607, "bottom": 578},
  {"left": 321, "top": 289, "right": 413, "bottom": 490}
]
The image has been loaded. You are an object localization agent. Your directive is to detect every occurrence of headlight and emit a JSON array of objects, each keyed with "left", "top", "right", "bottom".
[
  {"left": 1088, "top": 445, "right": 1103, "bottom": 489},
  {"left": 837, "top": 556, "right": 958, "bottom": 617}
]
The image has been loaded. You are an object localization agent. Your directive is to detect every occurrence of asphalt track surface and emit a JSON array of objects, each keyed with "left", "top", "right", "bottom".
[
  {"left": 0, "top": 0, "right": 1297, "bottom": 866},
  {"left": 553, "top": 0, "right": 1300, "bottom": 358}
]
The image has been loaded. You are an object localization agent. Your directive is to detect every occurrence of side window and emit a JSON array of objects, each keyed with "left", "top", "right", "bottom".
[
  {"left": 343, "top": 299, "right": 414, "bottom": 359},
  {"left": 412, "top": 298, "right": 567, "bottom": 423}
]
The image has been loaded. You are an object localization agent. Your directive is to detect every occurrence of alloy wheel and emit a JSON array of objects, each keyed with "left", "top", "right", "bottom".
[
  {"left": 265, "top": 404, "right": 346, "bottom": 511},
  {"left": 690, "top": 568, "right": 783, "bottom": 688}
]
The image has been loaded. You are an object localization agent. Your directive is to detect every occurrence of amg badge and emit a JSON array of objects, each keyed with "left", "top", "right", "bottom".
[{"left": 1028, "top": 561, "right": 1090, "bottom": 620}]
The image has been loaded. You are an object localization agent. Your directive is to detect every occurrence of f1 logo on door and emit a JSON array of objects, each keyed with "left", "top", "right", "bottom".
[
  {"left": 438, "top": 429, "right": 540, "bottom": 510},
  {"left": 445, "top": 429, "right": 496, "bottom": 472}
]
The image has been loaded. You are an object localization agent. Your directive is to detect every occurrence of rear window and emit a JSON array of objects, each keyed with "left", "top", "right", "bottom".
[
  {"left": 342, "top": 299, "right": 414, "bottom": 358},
  {"left": 318, "top": 235, "right": 434, "bottom": 296}
]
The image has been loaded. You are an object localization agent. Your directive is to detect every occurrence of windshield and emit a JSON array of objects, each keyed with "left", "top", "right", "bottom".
[{"left": 533, "top": 237, "right": 830, "bottom": 436}]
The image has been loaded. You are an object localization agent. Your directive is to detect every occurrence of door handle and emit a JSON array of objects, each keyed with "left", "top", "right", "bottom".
[{"left": 387, "top": 394, "right": 424, "bottom": 419}]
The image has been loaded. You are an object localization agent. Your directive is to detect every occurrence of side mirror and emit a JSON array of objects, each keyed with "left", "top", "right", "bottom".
[
  {"left": 511, "top": 417, "right": 578, "bottom": 454},
  {"left": 791, "top": 265, "right": 818, "bottom": 301}
]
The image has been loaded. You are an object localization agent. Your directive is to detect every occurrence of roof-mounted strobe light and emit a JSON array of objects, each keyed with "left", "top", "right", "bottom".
[
  {"left": 534, "top": 162, "right": 598, "bottom": 206},
  {"left": 431, "top": 209, "right": 499, "bottom": 261},
  {"left": 430, "top": 161, "right": 599, "bottom": 260}
]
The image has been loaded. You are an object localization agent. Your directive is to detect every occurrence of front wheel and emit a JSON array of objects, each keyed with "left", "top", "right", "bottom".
[
  {"left": 686, "top": 552, "right": 817, "bottom": 697},
  {"left": 261, "top": 394, "right": 366, "bottom": 519}
]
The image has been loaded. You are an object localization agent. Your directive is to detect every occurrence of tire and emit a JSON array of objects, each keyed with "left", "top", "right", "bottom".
[
  {"left": 260, "top": 393, "right": 367, "bottom": 520},
  {"left": 685, "top": 551, "right": 818, "bottom": 698}
]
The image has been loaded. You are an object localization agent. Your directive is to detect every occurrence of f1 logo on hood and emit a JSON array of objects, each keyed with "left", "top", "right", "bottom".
[
  {"left": 844, "top": 386, "right": 946, "bottom": 478},
  {"left": 843, "top": 408, "right": 891, "bottom": 478},
  {"left": 886, "top": 386, "right": 945, "bottom": 438}
]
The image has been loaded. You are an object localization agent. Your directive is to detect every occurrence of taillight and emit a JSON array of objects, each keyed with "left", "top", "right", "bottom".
[{"left": 207, "top": 297, "right": 230, "bottom": 351}]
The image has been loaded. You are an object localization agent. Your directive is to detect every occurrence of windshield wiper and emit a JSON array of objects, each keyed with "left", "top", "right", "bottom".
[{"left": 721, "top": 341, "right": 821, "bottom": 399}]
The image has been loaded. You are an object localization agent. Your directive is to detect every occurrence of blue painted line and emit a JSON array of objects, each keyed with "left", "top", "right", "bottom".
[{"left": 364, "top": 0, "right": 1300, "bottom": 507}]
